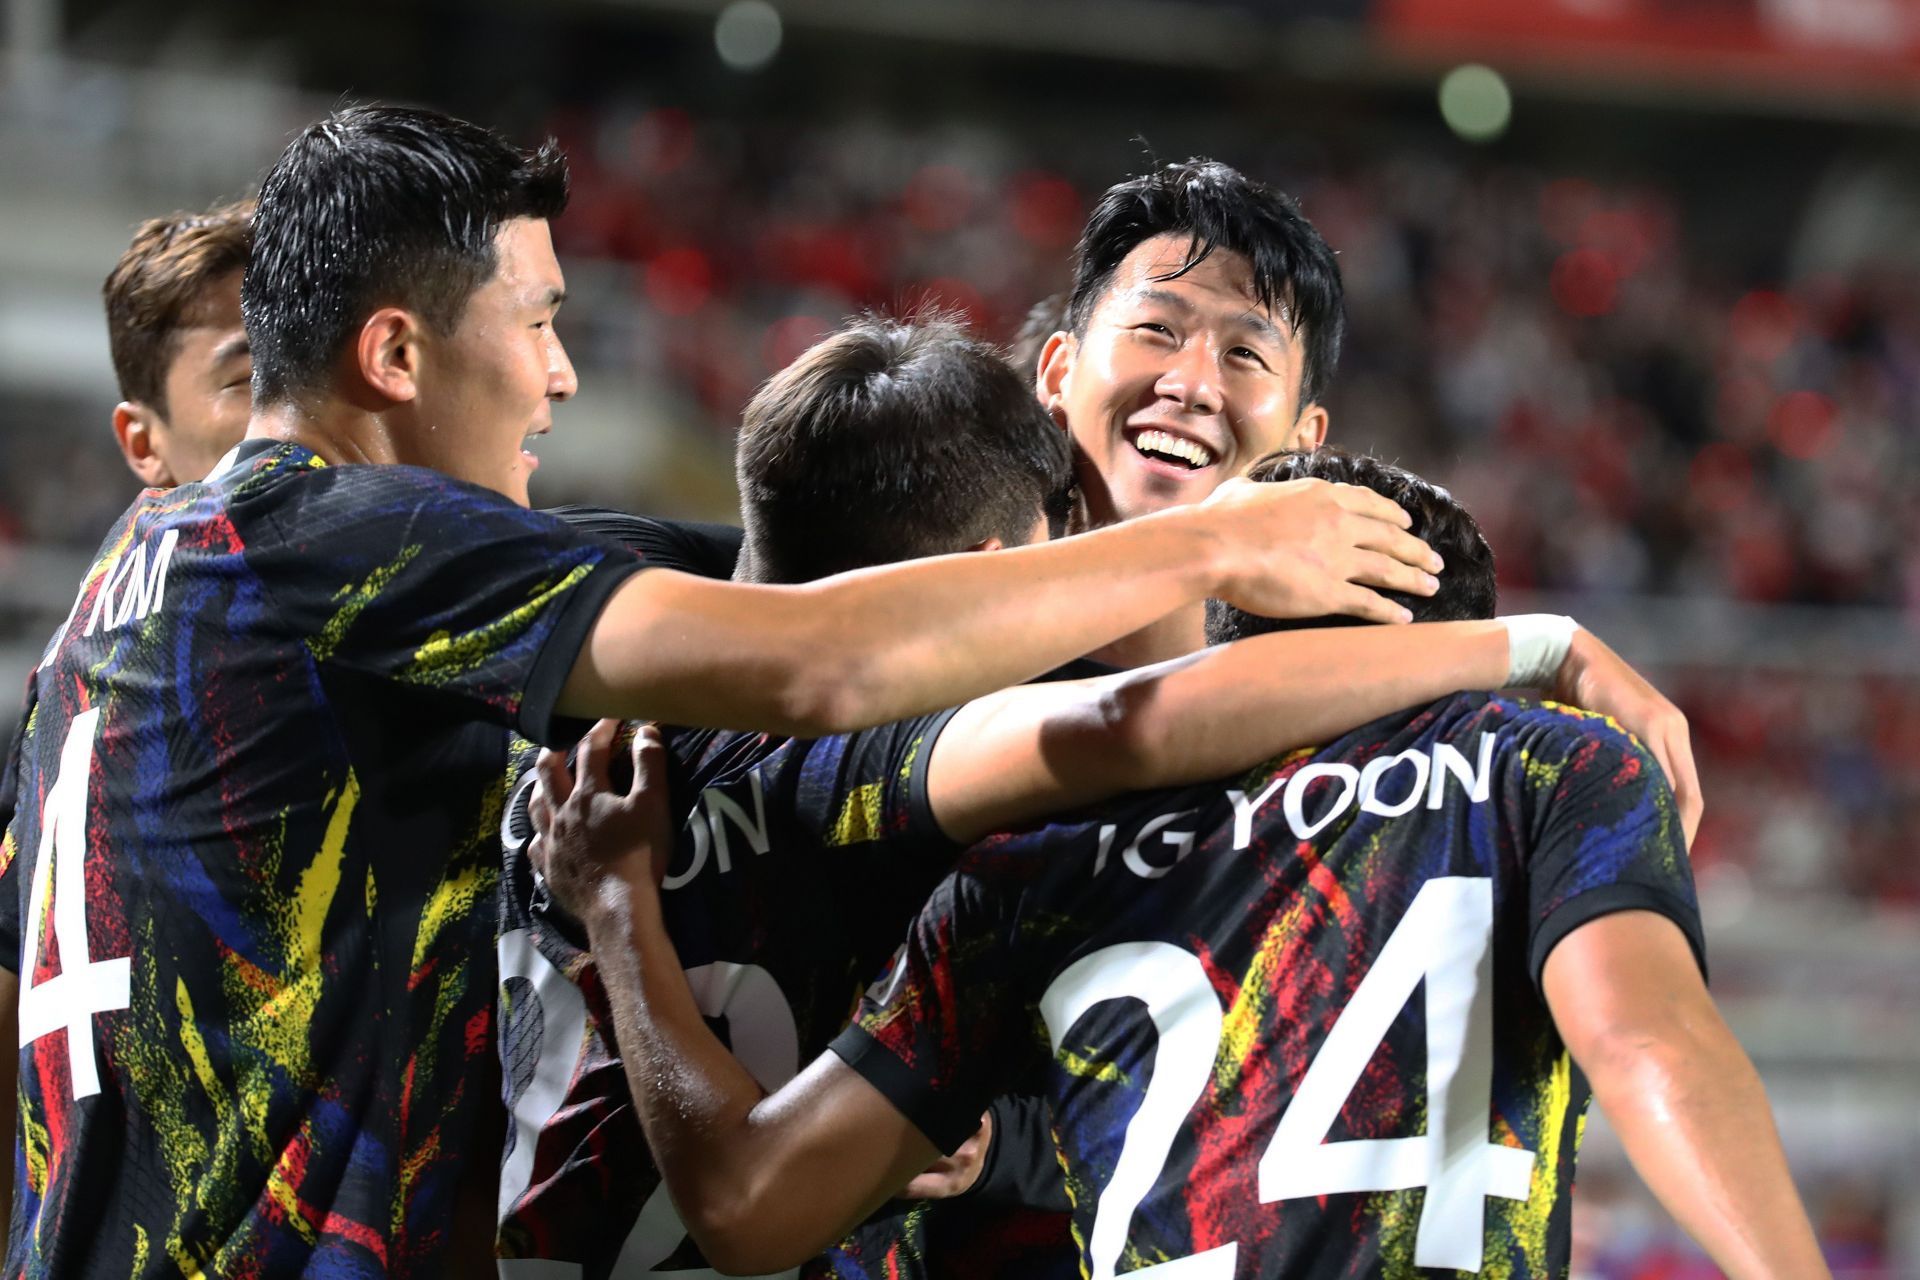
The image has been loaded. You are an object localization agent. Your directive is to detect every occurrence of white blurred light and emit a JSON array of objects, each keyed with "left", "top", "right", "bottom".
[
  {"left": 1438, "top": 64, "right": 1512, "bottom": 143},
  {"left": 715, "top": 1, "right": 783, "bottom": 73}
]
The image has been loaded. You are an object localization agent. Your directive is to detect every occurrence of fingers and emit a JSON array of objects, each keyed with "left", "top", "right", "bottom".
[
  {"left": 529, "top": 781, "right": 554, "bottom": 836},
  {"left": 1347, "top": 517, "right": 1443, "bottom": 576},
  {"left": 1327, "top": 582, "right": 1414, "bottom": 626},
  {"left": 628, "top": 722, "right": 667, "bottom": 797},
  {"left": 1344, "top": 549, "right": 1440, "bottom": 599},
  {"left": 575, "top": 719, "right": 620, "bottom": 795},
  {"left": 1330, "top": 481, "right": 1414, "bottom": 530},
  {"left": 534, "top": 747, "right": 574, "bottom": 809}
]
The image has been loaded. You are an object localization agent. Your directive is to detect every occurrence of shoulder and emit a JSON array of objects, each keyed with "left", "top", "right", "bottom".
[{"left": 545, "top": 507, "right": 741, "bottom": 578}]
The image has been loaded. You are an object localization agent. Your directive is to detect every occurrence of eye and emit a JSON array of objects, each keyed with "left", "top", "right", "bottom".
[
  {"left": 1230, "top": 346, "right": 1271, "bottom": 370},
  {"left": 1134, "top": 322, "right": 1174, "bottom": 340}
]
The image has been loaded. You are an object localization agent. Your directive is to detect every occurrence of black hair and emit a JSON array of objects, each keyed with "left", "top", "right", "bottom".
[
  {"left": 1008, "top": 291, "right": 1069, "bottom": 382},
  {"left": 736, "top": 312, "right": 1075, "bottom": 584},
  {"left": 1205, "top": 448, "right": 1496, "bottom": 645},
  {"left": 243, "top": 104, "right": 569, "bottom": 404},
  {"left": 1066, "top": 159, "right": 1344, "bottom": 406}
]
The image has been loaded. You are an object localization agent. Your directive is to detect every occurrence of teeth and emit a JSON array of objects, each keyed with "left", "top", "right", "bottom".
[{"left": 1134, "top": 429, "right": 1214, "bottom": 469}]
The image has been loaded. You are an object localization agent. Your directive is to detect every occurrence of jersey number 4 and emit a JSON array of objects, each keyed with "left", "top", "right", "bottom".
[
  {"left": 19, "top": 707, "right": 133, "bottom": 1100},
  {"left": 1040, "top": 876, "right": 1534, "bottom": 1278}
]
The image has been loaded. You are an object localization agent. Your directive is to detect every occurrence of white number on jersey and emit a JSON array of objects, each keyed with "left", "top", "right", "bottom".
[
  {"left": 18, "top": 707, "right": 132, "bottom": 1100},
  {"left": 1035, "top": 876, "right": 1533, "bottom": 1277},
  {"left": 494, "top": 955, "right": 801, "bottom": 1280}
]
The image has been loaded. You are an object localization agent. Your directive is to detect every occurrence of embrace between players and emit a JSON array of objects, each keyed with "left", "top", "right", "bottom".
[{"left": 0, "top": 103, "right": 1825, "bottom": 1278}]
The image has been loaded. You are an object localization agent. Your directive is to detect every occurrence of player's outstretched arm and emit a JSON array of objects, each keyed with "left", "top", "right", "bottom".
[
  {"left": 926, "top": 617, "right": 1701, "bottom": 844},
  {"left": 558, "top": 477, "right": 1441, "bottom": 737},
  {"left": 1542, "top": 912, "right": 1829, "bottom": 1280},
  {"left": 530, "top": 723, "right": 947, "bottom": 1274}
]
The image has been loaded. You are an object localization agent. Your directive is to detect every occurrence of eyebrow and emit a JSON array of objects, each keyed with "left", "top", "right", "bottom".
[
  {"left": 211, "top": 335, "right": 251, "bottom": 364},
  {"left": 540, "top": 286, "right": 567, "bottom": 309}
]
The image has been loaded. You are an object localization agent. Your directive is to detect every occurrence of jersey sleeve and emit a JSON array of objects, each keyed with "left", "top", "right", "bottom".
[
  {"left": 968, "top": 1094, "right": 1071, "bottom": 1212},
  {"left": 828, "top": 865, "right": 1025, "bottom": 1154},
  {"left": 1516, "top": 709, "right": 1707, "bottom": 987},
  {"left": 793, "top": 708, "right": 962, "bottom": 854},
  {"left": 546, "top": 506, "right": 742, "bottom": 580},
  {"left": 230, "top": 462, "right": 645, "bottom": 747}
]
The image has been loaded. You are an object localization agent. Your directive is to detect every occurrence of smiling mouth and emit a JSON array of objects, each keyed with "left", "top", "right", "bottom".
[
  {"left": 521, "top": 431, "right": 545, "bottom": 470},
  {"left": 1127, "top": 427, "right": 1218, "bottom": 472}
]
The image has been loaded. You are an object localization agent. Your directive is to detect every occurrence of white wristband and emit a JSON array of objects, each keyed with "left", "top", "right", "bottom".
[{"left": 1500, "top": 614, "right": 1578, "bottom": 688}]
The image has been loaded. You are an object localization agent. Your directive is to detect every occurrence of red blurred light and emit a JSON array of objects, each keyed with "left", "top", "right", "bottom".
[
  {"left": 1688, "top": 442, "right": 1754, "bottom": 514},
  {"left": 631, "top": 108, "right": 696, "bottom": 177},
  {"left": 762, "top": 314, "right": 829, "bottom": 372},
  {"left": 904, "top": 165, "right": 974, "bottom": 234},
  {"left": 646, "top": 247, "right": 714, "bottom": 317},
  {"left": 1768, "top": 390, "right": 1838, "bottom": 461},
  {"left": 1009, "top": 173, "right": 1082, "bottom": 249},
  {"left": 1550, "top": 249, "right": 1618, "bottom": 318},
  {"left": 1539, "top": 178, "right": 1600, "bottom": 246},
  {"left": 1577, "top": 208, "right": 1653, "bottom": 278},
  {"left": 1727, "top": 290, "right": 1799, "bottom": 363}
]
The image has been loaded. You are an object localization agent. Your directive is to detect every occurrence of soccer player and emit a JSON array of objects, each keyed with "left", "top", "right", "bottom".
[
  {"left": 0, "top": 105, "right": 1439, "bottom": 1275},
  {"left": 102, "top": 199, "right": 256, "bottom": 488},
  {"left": 531, "top": 450, "right": 1824, "bottom": 1280},
  {"left": 496, "top": 321, "right": 1689, "bottom": 1278}
]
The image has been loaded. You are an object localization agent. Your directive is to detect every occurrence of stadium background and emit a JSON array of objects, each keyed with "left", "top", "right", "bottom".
[{"left": 2, "top": 0, "right": 1917, "bottom": 1272}]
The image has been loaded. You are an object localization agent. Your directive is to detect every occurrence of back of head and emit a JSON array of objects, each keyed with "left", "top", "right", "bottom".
[
  {"left": 1205, "top": 448, "right": 1497, "bottom": 645},
  {"left": 1066, "top": 159, "right": 1345, "bottom": 406},
  {"left": 244, "top": 104, "right": 568, "bottom": 405},
  {"left": 735, "top": 313, "right": 1074, "bottom": 584},
  {"left": 104, "top": 199, "right": 254, "bottom": 414}
]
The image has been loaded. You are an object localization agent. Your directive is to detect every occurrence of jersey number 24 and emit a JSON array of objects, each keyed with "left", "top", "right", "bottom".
[{"left": 1040, "top": 876, "right": 1534, "bottom": 1277}]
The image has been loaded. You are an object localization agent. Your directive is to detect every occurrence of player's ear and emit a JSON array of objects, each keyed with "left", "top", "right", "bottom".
[
  {"left": 1287, "top": 402, "right": 1329, "bottom": 452},
  {"left": 354, "top": 307, "right": 424, "bottom": 405},
  {"left": 112, "top": 401, "right": 176, "bottom": 488},
  {"left": 965, "top": 535, "right": 1007, "bottom": 554},
  {"left": 1038, "top": 331, "right": 1075, "bottom": 427}
]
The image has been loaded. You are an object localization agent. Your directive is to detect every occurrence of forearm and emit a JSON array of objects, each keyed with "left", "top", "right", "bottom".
[
  {"left": 1546, "top": 915, "right": 1827, "bottom": 1280},
  {"left": 581, "top": 881, "right": 773, "bottom": 1227},
  {"left": 1580, "top": 1023, "right": 1826, "bottom": 1280},
  {"left": 582, "top": 883, "right": 919, "bottom": 1272},
  {"left": 930, "top": 620, "right": 1514, "bottom": 841},
  {"left": 562, "top": 507, "right": 1223, "bottom": 736},
  {"left": 1098, "top": 619, "right": 1512, "bottom": 789}
]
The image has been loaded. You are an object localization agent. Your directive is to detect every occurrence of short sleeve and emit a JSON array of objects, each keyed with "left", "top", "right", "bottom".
[
  {"left": 828, "top": 867, "right": 1024, "bottom": 1153},
  {"left": 1518, "top": 713, "right": 1707, "bottom": 987},
  {"left": 793, "top": 708, "right": 964, "bottom": 855},
  {"left": 229, "top": 462, "right": 644, "bottom": 747},
  {"left": 545, "top": 507, "right": 741, "bottom": 580}
]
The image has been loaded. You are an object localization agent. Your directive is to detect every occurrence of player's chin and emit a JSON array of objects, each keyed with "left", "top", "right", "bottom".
[{"left": 1114, "top": 460, "right": 1226, "bottom": 517}]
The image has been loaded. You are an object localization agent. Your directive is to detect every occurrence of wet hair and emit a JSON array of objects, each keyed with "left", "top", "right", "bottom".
[
  {"left": 1205, "top": 447, "right": 1496, "bottom": 645},
  {"left": 736, "top": 313, "right": 1074, "bottom": 584},
  {"left": 1066, "top": 159, "right": 1344, "bottom": 405},
  {"left": 103, "top": 198, "right": 254, "bottom": 414},
  {"left": 244, "top": 104, "right": 569, "bottom": 404}
]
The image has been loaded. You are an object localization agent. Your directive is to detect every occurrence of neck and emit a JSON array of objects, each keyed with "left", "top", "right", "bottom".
[
  {"left": 1085, "top": 601, "right": 1206, "bottom": 669},
  {"left": 247, "top": 398, "right": 401, "bottom": 468}
]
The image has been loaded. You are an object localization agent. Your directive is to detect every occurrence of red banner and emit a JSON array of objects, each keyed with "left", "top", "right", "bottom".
[{"left": 1375, "top": 0, "right": 1920, "bottom": 99}]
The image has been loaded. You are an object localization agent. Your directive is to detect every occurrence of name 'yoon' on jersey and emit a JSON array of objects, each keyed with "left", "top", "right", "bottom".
[{"left": 836, "top": 692, "right": 1705, "bottom": 1280}]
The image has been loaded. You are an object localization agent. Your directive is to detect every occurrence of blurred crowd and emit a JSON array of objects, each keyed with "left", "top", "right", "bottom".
[
  {"left": 4, "top": 98, "right": 1918, "bottom": 909},
  {"left": 537, "top": 101, "right": 1920, "bottom": 910}
]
